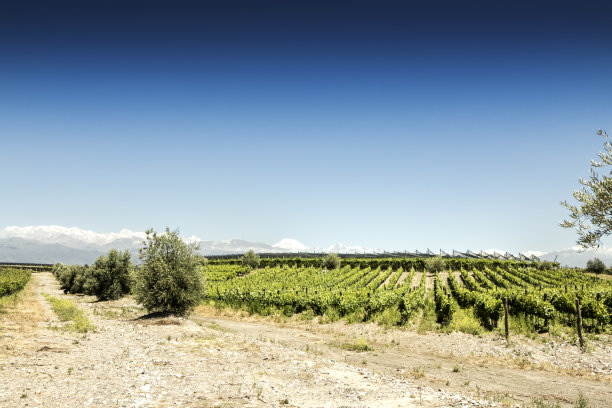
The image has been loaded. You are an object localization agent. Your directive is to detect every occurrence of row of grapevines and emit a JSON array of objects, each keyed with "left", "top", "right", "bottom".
[
  {"left": 383, "top": 267, "right": 403, "bottom": 289},
  {"left": 0, "top": 268, "right": 31, "bottom": 297},
  {"left": 366, "top": 267, "right": 393, "bottom": 289},
  {"left": 398, "top": 269, "right": 425, "bottom": 322},
  {"left": 471, "top": 268, "right": 495, "bottom": 290},
  {"left": 204, "top": 265, "right": 250, "bottom": 282},
  {"left": 482, "top": 267, "right": 511, "bottom": 288},
  {"left": 434, "top": 272, "right": 454, "bottom": 325},
  {"left": 479, "top": 267, "right": 608, "bottom": 326},
  {"left": 547, "top": 289, "right": 610, "bottom": 325},
  {"left": 505, "top": 266, "right": 554, "bottom": 287},
  {"left": 494, "top": 267, "right": 525, "bottom": 287},
  {"left": 355, "top": 267, "right": 382, "bottom": 288},
  {"left": 450, "top": 270, "right": 502, "bottom": 328}
]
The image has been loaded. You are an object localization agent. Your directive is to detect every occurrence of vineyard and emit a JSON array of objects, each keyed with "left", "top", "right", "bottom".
[
  {"left": 0, "top": 268, "right": 32, "bottom": 298},
  {"left": 203, "top": 259, "right": 612, "bottom": 334}
]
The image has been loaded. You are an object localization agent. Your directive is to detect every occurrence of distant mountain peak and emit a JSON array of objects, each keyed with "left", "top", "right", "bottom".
[
  {"left": 0, "top": 224, "right": 603, "bottom": 268},
  {"left": 273, "top": 238, "right": 308, "bottom": 251},
  {"left": 0, "top": 225, "right": 146, "bottom": 249}
]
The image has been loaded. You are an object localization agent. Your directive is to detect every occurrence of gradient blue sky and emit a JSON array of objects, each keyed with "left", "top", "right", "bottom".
[{"left": 1, "top": 1, "right": 612, "bottom": 252}]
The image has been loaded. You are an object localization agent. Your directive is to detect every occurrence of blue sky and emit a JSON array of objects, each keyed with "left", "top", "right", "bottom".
[{"left": 2, "top": 1, "right": 612, "bottom": 253}]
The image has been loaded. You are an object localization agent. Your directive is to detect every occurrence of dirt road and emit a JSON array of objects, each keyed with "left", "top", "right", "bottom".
[{"left": 191, "top": 312, "right": 612, "bottom": 407}]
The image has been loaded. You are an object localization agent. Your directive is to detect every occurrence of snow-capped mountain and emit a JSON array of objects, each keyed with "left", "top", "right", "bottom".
[
  {"left": 538, "top": 246, "right": 612, "bottom": 268},
  {"left": 0, "top": 225, "right": 608, "bottom": 267},
  {"left": 324, "top": 243, "right": 383, "bottom": 254},
  {"left": 0, "top": 226, "right": 302, "bottom": 264},
  {"left": 0, "top": 225, "right": 145, "bottom": 251},
  {"left": 273, "top": 238, "right": 309, "bottom": 252}
]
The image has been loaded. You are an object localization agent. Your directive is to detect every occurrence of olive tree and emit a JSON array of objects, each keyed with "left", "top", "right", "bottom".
[
  {"left": 241, "top": 249, "right": 260, "bottom": 269},
  {"left": 561, "top": 130, "right": 612, "bottom": 248},
  {"left": 133, "top": 228, "right": 204, "bottom": 316},
  {"left": 322, "top": 253, "right": 341, "bottom": 270},
  {"left": 424, "top": 255, "right": 445, "bottom": 272},
  {"left": 586, "top": 258, "right": 606, "bottom": 275},
  {"left": 85, "top": 249, "right": 133, "bottom": 300}
]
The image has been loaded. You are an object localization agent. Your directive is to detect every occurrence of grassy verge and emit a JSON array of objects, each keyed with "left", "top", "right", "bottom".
[
  {"left": 0, "top": 291, "right": 21, "bottom": 313},
  {"left": 46, "top": 295, "right": 95, "bottom": 333}
]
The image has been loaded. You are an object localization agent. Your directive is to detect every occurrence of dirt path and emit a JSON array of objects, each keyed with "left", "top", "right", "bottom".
[
  {"left": 1, "top": 273, "right": 513, "bottom": 408},
  {"left": 191, "top": 311, "right": 612, "bottom": 408},
  {"left": 410, "top": 271, "right": 423, "bottom": 289},
  {"left": 395, "top": 271, "right": 410, "bottom": 287},
  {"left": 381, "top": 268, "right": 400, "bottom": 288}
]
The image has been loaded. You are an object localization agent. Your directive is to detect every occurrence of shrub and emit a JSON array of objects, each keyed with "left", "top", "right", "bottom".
[
  {"left": 241, "top": 249, "right": 260, "bottom": 269},
  {"left": 425, "top": 256, "right": 446, "bottom": 272},
  {"left": 133, "top": 228, "right": 204, "bottom": 316},
  {"left": 586, "top": 258, "right": 605, "bottom": 275},
  {"left": 537, "top": 261, "right": 554, "bottom": 271},
  {"left": 322, "top": 253, "right": 341, "bottom": 270},
  {"left": 195, "top": 254, "right": 209, "bottom": 267},
  {"left": 85, "top": 249, "right": 133, "bottom": 300},
  {"left": 55, "top": 264, "right": 91, "bottom": 295}
]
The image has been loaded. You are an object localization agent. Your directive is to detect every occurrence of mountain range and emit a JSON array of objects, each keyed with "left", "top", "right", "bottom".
[{"left": 0, "top": 225, "right": 604, "bottom": 267}]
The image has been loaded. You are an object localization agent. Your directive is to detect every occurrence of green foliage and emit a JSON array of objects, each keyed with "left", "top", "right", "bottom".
[
  {"left": 133, "top": 228, "right": 204, "bottom": 316},
  {"left": 537, "top": 261, "right": 554, "bottom": 271},
  {"left": 195, "top": 254, "right": 209, "bottom": 267},
  {"left": 210, "top": 256, "right": 539, "bottom": 273},
  {"left": 0, "top": 268, "right": 31, "bottom": 297},
  {"left": 586, "top": 258, "right": 606, "bottom": 275},
  {"left": 53, "top": 263, "right": 92, "bottom": 295},
  {"left": 86, "top": 249, "right": 133, "bottom": 300},
  {"left": 425, "top": 256, "right": 446, "bottom": 272},
  {"left": 202, "top": 257, "right": 611, "bottom": 333},
  {"left": 241, "top": 249, "right": 261, "bottom": 269},
  {"left": 561, "top": 129, "right": 612, "bottom": 248},
  {"left": 398, "top": 269, "right": 425, "bottom": 323},
  {"left": 204, "top": 265, "right": 250, "bottom": 282},
  {"left": 433, "top": 272, "right": 455, "bottom": 325},
  {"left": 447, "top": 307, "right": 484, "bottom": 335},
  {"left": 340, "top": 338, "right": 372, "bottom": 352},
  {"left": 46, "top": 296, "right": 95, "bottom": 333},
  {"left": 449, "top": 270, "right": 502, "bottom": 328},
  {"left": 322, "top": 253, "right": 341, "bottom": 270}
]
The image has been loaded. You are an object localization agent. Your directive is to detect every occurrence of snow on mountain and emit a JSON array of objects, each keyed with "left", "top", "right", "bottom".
[
  {"left": 0, "top": 226, "right": 146, "bottom": 250},
  {"left": 0, "top": 237, "right": 107, "bottom": 265},
  {"left": 273, "top": 238, "right": 308, "bottom": 251},
  {"left": 198, "top": 239, "right": 277, "bottom": 255},
  {"left": 326, "top": 243, "right": 371, "bottom": 253},
  {"left": 523, "top": 250, "right": 546, "bottom": 258},
  {"left": 1, "top": 225, "right": 605, "bottom": 268},
  {"left": 539, "top": 246, "right": 612, "bottom": 268}
]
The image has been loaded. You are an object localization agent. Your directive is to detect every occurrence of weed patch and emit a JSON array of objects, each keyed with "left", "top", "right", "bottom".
[
  {"left": 46, "top": 296, "right": 95, "bottom": 333},
  {"left": 337, "top": 338, "right": 373, "bottom": 352},
  {"left": 411, "top": 366, "right": 426, "bottom": 379}
]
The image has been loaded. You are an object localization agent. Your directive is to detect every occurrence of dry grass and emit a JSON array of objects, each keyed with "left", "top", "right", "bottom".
[
  {"left": 0, "top": 275, "right": 48, "bottom": 357},
  {"left": 0, "top": 275, "right": 46, "bottom": 329},
  {"left": 479, "top": 355, "right": 612, "bottom": 384}
]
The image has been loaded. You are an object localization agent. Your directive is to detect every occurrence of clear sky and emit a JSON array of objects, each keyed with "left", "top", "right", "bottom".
[{"left": 1, "top": 0, "right": 612, "bottom": 253}]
